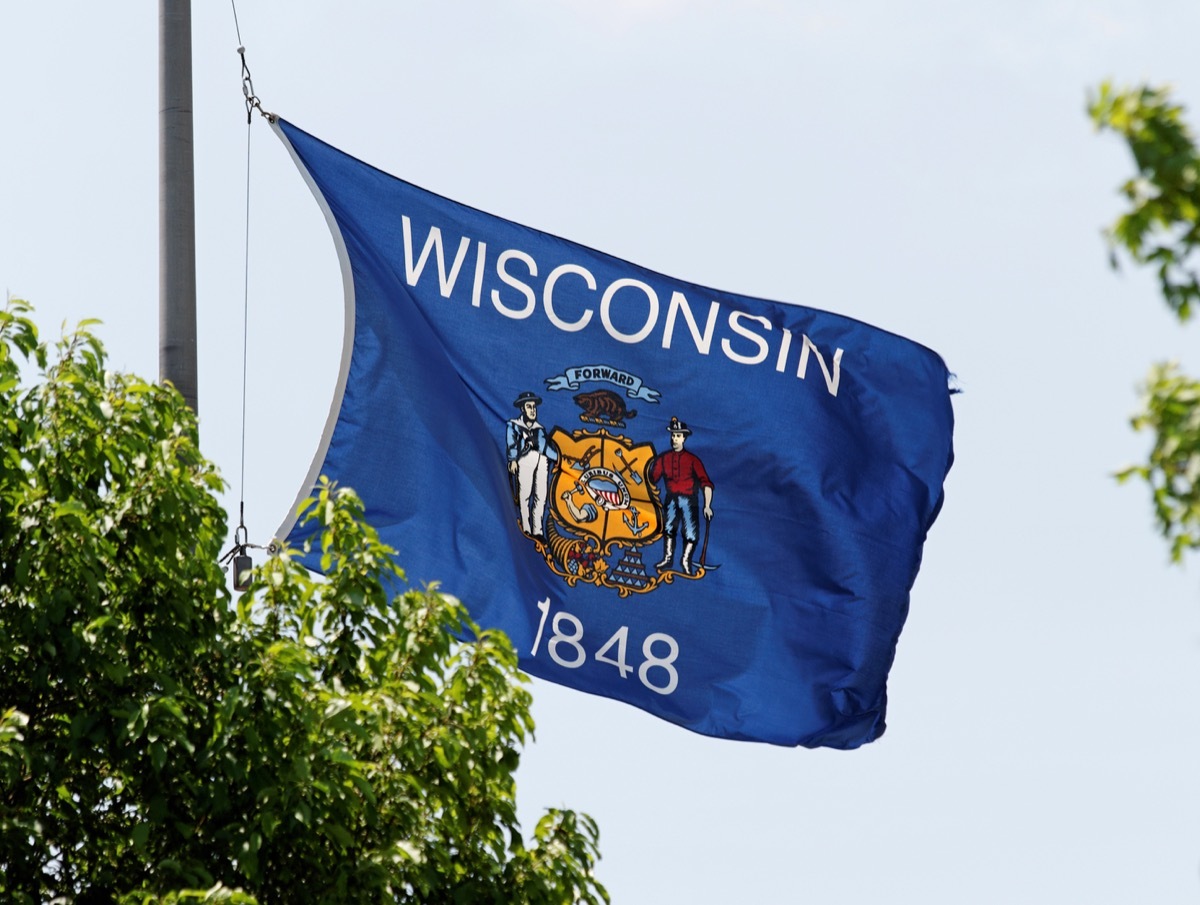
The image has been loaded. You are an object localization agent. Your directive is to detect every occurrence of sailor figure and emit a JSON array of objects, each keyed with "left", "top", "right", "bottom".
[{"left": 506, "top": 391, "right": 559, "bottom": 539}]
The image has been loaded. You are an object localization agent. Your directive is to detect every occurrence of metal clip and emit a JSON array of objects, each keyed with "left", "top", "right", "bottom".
[
  {"left": 220, "top": 518, "right": 265, "bottom": 592},
  {"left": 238, "top": 45, "right": 272, "bottom": 124}
]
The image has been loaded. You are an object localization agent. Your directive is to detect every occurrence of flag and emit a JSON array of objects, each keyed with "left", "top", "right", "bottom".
[{"left": 271, "top": 118, "right": 955, "bottom": 748}]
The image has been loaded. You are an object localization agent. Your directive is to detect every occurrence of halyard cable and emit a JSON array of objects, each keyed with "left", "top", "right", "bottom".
[
  {"left": 230, "top": 0, "right": 244, "bottom": 46},
  {"left": 222, "top": 0, "right": 271, "bottom": 588},
  {"left": 238, "top": 65, "right": 251, "bottom": 512}
]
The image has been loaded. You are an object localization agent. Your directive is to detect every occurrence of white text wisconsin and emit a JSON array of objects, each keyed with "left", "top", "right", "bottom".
[{"left": 402, "top": 217, "right": 844, "bottom": 397}]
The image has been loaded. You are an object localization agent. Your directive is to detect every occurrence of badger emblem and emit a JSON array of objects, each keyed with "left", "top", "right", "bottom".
[{"left": 574, "top": 389, "right": 637, "bottom": 427}]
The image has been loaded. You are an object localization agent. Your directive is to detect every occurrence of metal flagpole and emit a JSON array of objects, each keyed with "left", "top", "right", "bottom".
[{"left": 159, "top": 0, "right": 199, "bottom": 414}]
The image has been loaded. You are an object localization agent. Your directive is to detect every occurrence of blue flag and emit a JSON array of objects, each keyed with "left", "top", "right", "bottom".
[{"left": 272, "top": 118, "right": 955, "bottom": 749}]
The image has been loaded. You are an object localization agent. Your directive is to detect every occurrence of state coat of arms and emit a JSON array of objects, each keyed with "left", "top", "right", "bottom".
[{"left": 502, "top": 367, "right": 716, "bottom": 597}]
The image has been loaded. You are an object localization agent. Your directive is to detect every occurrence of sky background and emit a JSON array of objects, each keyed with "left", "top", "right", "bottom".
[{"left": 3, "top": 2, "right": 1200, "bottom": 902}]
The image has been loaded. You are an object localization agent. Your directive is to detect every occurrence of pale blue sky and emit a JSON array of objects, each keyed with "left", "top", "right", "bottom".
[{"left": 3, "top": 2, "right": 1199, "bottom": 901}]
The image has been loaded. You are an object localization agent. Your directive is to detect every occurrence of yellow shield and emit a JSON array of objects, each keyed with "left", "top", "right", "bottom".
[{"left": 550, "top": 428, "right": 661, "bottom": 548}]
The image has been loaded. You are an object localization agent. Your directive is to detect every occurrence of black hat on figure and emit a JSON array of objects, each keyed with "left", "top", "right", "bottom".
[{"left": 513, "top": 391, "right": 543, "bottom": 408}]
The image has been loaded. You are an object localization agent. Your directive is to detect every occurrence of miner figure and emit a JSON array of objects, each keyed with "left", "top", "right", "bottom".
[{"left": 649, "top": 417, "right": 714, "bottom": 575}]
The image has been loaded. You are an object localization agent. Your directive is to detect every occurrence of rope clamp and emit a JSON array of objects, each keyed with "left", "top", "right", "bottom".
[
  {"left": 238, "top": 45, "right": 275, "bottom": 124},
  {"left": 220, "top": 516, "right": 266, "bottom": 592}
]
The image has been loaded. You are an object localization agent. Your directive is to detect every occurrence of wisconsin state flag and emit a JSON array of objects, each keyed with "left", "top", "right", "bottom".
[{"left": 271, "top": 118, "right": 955, "bottom": 748}]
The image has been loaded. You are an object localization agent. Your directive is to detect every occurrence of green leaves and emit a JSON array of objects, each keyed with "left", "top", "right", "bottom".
[
  {"left": 1093, "top": 86, "right": 1200, "bottom": 566},
  {"left": 0, "top": 301, "right": 606, "bottom": 903},
  {"left": 1117, "top": 362, "right": 1200, "bottom": 561},
  {"left": 1091, "top": 82, "right": 1200, "bottom": 322}
]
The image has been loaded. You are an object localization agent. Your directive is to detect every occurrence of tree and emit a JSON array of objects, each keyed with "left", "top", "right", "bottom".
[
  {"left": 0, "top": 298, "right": 607, "bottom": 904},
  {"left": 1091, "top": 83, "right": 1200, "bottom": 561}
]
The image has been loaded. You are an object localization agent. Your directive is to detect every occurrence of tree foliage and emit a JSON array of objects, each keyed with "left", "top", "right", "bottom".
[
  {"left": 1090, "top": 82, "right": 1200, "bottom": 321},
  {"left": 1092, "top": 83, "right": 1200, "bottom": 561},
  {"left": 0, "top": 299, "right": 607, "bottom": 903}
]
